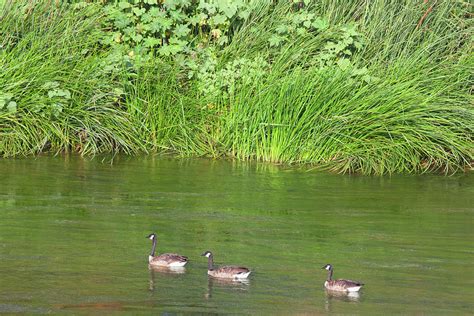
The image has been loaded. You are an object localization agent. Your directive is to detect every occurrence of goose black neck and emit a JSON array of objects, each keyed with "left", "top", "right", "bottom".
[
  {"left": 207, "top": 254, "right": 214, "bottom": 271},
  {"left": 150, "top": 238, "right": 157, "bottom": 257},
  {"left": 327, "top": 268, "right": 333, "bottom": 281}
]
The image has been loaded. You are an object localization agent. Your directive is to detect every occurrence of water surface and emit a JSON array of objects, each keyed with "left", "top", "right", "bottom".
[{"left": 1, "top": 156, "right": 473, "bottom": 314}]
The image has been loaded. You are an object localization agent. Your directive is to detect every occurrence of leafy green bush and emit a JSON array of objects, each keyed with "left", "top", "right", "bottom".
[{"left": 100, "top": 0, "right": 250, "bottom": 57}]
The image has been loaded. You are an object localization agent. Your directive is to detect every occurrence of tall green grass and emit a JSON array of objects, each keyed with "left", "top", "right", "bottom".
[
  {"left": 123, "top": 59, "right": 216, "bottom": 156},
  {"left": 0, "top": 1, "right": 142, "bottom": 157},
  {"left": 214, "top": 0, "right": 473, "bottom": 174},
  {"left": 0, "top": 0, "right": 472, "bottom": 174}
]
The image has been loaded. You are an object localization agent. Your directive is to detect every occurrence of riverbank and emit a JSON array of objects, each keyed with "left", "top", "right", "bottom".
[{"left": 1, "top": 1, "right": 472, "bottom": 174}]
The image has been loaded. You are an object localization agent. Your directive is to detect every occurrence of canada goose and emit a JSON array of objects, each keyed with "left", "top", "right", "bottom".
[
  {"left": 201, "top": 250, "right": 251, "bottom": 279},
  {"left": 322, "top": 264, "right": 363, "bottom": 292},
  {"left": 146, "top": 233, "right": 188, "bottom": 267}
]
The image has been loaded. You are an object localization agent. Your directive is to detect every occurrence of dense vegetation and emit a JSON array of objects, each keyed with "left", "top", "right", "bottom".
[{"left": 0, "top": 0, "right": 472, "bottom": 174}]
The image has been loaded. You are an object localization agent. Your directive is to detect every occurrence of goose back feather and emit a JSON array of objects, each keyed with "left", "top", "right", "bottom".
[
  {"left": 149, "top": 253, "right": 188, "bottom": 267},
  {"left": 208, "top": 265, "right": 251, "bottom": 279}
]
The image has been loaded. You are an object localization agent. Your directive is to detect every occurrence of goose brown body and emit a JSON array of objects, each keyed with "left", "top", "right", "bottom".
[
  {"left": 147, "top": 233, "right": 188, "bottom": 267},
  {"left": 202, "top": 251, "right": 251, "bottom": 279},
  {"left": 149, "top": 253, "right": 188, "bottom": 267},
  {"left": 324, "top": 279, "right": 363, "bottom": 292},
  {"left": 208, "top": 265, "right": 251, "bottom": 278},
  {"left": 322, "top": 264, "right": 363, "bottom": 292}
]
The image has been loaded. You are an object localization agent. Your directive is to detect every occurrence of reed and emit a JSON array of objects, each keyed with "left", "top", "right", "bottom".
[
  {"left": 213, "top": 0, "right": 473, "bottom": 174},
  {"left": 1, "top": 0, "right": 472, "bottom": 174},
  {"left": 0, "top": 1, "right": 142, "bottom": 157},
  {"left": 122, "top": 58, "right": 218, "bottom": 156}
]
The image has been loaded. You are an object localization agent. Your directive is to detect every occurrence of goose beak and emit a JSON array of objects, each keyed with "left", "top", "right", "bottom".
[{"left": 200, "top": 252, "right": 206, "bottom": 256}]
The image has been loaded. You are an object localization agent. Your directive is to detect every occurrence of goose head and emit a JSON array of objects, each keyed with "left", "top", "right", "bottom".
[
  {"left": 146, "top": 233, "right": 157, "bottom": 240},
  {"left": 201, "top": 250, "right": 213, "bottom": 258},
  {"left": 322, "top": 264, "right": 333, "bottom": 271}
]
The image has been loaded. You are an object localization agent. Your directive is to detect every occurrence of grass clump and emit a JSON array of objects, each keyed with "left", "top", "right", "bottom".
[
  {"left": 0, "top": 0, "right": 472, "bottom": 174},
  {"left": 211, "top": 1, "right": 474, "bottom": 174},
  {"left": 0, "top": 1, "right": 142, "bottom": 156}
]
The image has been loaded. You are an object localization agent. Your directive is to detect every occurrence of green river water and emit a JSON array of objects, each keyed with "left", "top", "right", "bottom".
[{"left": 1, "top": 156, "right": 473, "bottom": 314}]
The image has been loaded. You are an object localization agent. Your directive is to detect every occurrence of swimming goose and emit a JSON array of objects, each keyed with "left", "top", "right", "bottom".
[
  {"left": 201, "top": 250, "right": 251, "bottom": 279},
  {"left": 322, "top": 264, "right": 363, "bottom": 292},
  {"left": 146, "top": 233, "right": 188, "bottom": 267}
]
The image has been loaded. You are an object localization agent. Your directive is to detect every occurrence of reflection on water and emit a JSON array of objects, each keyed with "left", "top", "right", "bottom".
[
  {"left": 205, "top": 277, "right": 250, "bottom": 299},
  {"left": 324, "top": 290, "right": 361, "bottom": 313},
  {"left": 149, "top": 265, "right": 186, "bottom": 275},
  {"left": 0, "top": 156, "right": 473, "bottom": 314},
  {"left": 56, "top": 301, "right": 126, "bottom": 312},
  {"left": 325, "top": 289, "right": 361, "bottom": 302},
  {"left": 148, "top": 265, "right": 186, "bottom": 291}
]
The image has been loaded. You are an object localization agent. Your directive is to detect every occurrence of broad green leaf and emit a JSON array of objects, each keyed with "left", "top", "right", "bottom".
[
  {"left": 187, "top": 14, "right": 202, "bottom": 25},
  {"left": 337, "top": 58, "right": 350, "bottom": 70},
  {"left": 324, "top": 41, "right": 337, "bottom": 50},
  {"left": 42, "top": 82, "right": 60, "bottom": 90},
  {"left": 131, "top": 32, "right": 143, "bottom": 43},
  {"left": 48, "top": 89, "right": 71, "bottom": 99},
  {"left": 352, "top": 67, "right": 368, "bottom": 76},
  {"left": 211, "top": 14, "right": 227, "bottom": 25},
  {"left": 7, "top": 101, "right": 17, "bottom": 113},
  {"left": 276, "top": 24, "right": 288, "bottom": 34},
  {"left": 164, "top": 0, "right": 179, "bottom": 10},
  {"left": 113, "top": 12, "right": 131, "bottom": 29},
  {"left": 118, "top": 1, "right": 131, "bottom": 9},
  {"left": 123, "top": 26, "right": 135, "bottom": 36},
  {"left": 238, "top": 10, "right": 250, "bottom": 20},
  {"left": 158, "top": 17, "right": 173, "bottom": 31},
  {"left": 148, "top": 7, "right": 165, "bottom": 18},
  {"left": 113, "top": 88, "right": 125, "bottom": 96},
  {"left": 312, "top": 18, "right": 328, "bottom": 30},
  {"left": 217, "top": 35, "right": 228, "bottom": 45},
  {"left": 221, "top": 3, "right": 237, "bottom": 19},
  {"left": 174, "top": 24, "right": 190, "bottom": 37},
  {"left": 170, "top": 10, "right": 186, "bottom": 22},
  {"left": 143, "top": 37, "right": 160, "bottom": 47},
  {"left": 268, "top": 34, "right": 285, "bottom": 47},
  {"left": 51, "top": 103, "right": 63, "bottom": 116},
  {"left": 169, "top": 37, "right": 186, "bottom": 46},
  {"left": 342, "top": 24, "right": 359, "bottom": 36},
  {"left": 343, "top": 37, "right": 354, "bottom": 45},
  {"left": 141, "top": 12, "right": 153, "bottom": 23},
  {"left": 296, "top": 27, "right": 306, "bottom": 35},
  {"left": 159, "top": 44, "right": 183, "bottom": 56},
  {"left": 334, "top": 42, "right": 346, "bottom": 53},
  {"left": 132, "top": 7, "right": 146, "bottom": 17}
]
